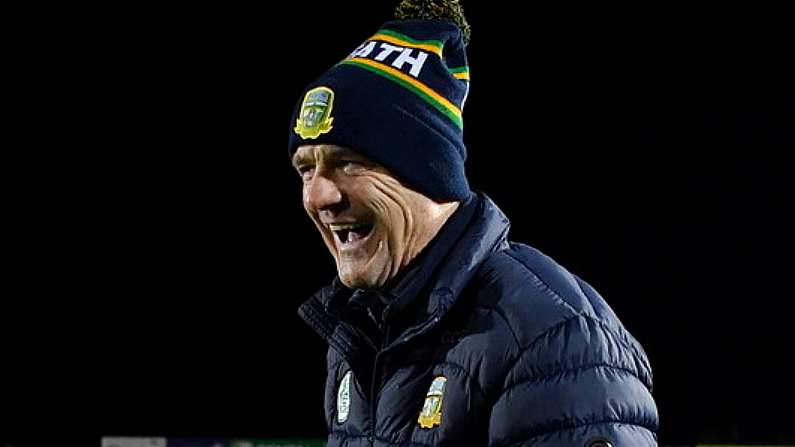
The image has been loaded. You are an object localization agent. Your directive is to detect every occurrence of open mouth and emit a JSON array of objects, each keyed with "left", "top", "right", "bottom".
[{"left": 329, "top": 223, "right": 374, "bottom": 245}]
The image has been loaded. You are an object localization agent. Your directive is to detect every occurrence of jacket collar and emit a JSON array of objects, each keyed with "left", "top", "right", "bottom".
[
  {"left": 379, "top": 191, "right": 480, "bottom": 323},
  {"left": 298, "top": 192, "right": 511, "bottom": 353}
]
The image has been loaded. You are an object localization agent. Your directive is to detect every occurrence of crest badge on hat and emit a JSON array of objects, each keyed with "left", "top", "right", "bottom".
[
  {"left": 418, "top": 376, "right": 447, "bottom": 429},
  {"left": 294, "top": 86, "right": 335, "bottom": 139}
]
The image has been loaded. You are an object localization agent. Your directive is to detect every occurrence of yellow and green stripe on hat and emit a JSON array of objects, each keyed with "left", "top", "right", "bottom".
[{"left": 342, "top": 57, "right": 463, "bottom": 130}]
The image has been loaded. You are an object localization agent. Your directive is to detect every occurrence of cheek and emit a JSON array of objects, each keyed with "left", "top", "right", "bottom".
[{"left": 360, "top": 177, "right": 410, "bottom": 219}]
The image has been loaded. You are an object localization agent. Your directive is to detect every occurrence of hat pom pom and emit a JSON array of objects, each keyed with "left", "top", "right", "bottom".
[{"left": 394, "top": 0, "right": 471, "bottom": 45}]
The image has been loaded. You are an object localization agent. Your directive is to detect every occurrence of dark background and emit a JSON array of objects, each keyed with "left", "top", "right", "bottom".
[{"left": 4, "top": 1, "right": 793, "bottom": 445}]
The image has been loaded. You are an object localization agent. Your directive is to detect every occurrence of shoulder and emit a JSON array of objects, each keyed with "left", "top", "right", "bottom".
[
  {"left": 472, "top": 242, "right": 653, "bottom": 388},
  {"left": 475, "top": 242, "right": 600, "bottom": 332},
  {"left": 475, "top": 244, "right": 659, "bottom": 443}
]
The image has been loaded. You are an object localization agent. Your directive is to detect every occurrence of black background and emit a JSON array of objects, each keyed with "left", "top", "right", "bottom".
[{"left": 3, "top": 1, "right": 794, "bottom": 445}]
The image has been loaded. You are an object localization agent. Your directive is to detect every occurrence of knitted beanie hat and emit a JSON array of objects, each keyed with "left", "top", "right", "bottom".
[{"left": 288, "top": 0, "right": 472, "bottom": 202}]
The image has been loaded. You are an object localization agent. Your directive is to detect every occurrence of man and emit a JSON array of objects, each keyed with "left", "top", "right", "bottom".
[{"left": 288, "top": 1, "right": 658, "bottom": 445}]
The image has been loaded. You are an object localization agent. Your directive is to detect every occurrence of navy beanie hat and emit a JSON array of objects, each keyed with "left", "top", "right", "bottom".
[{"left": 287, "top": 2, "right": 472, "bottom": 202}]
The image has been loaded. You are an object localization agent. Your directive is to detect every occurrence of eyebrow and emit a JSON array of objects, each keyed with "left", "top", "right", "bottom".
[
  {"left": 292, "top": 147, "right": 362, "bottom": 168},
  {"left": 292, "top": 150, "right": 318, "bottom": 168}
]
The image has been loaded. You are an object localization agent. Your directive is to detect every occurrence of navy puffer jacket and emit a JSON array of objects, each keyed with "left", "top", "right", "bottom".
[{"left": 299, "top": 193, "right": 658, "bottom": 446}]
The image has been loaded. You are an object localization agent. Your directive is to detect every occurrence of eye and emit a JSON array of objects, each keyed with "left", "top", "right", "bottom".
[{"left": 297, "top": 165, "right": 315, "bottom": 181}]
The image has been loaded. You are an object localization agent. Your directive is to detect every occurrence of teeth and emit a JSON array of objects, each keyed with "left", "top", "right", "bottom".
[{"left": 329, "top": 223, "right": 367, "bottom": 231}]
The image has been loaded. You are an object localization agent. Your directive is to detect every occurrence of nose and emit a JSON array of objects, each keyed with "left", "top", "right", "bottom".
[{"left": 304, "top": 173, "right": 343, "bottom": 213}]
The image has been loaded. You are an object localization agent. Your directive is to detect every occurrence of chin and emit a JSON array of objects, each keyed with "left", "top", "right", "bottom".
[
  {"left": 337, "top": 264, "right": 384, "bottom": 290},
  {"left": 338, "top": 272, "right": 376, "bottom": 290}
]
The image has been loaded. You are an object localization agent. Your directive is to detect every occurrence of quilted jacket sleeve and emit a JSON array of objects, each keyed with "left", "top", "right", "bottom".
[{"left": 487, "top": 314, "right": 659, "bottom": 447}]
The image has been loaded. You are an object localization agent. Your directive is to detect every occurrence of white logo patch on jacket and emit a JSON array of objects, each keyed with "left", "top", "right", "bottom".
[{"left": 337, "top": 370, "right": 352, "bottom": 424}]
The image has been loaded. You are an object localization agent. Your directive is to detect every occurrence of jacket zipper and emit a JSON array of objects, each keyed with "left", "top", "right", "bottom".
[{"left": 369, "top": 324, "right": 391, "bottom": 446}]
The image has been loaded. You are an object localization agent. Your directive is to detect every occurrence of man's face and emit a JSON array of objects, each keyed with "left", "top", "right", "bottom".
[{"left": 293, "top": 144, "right": 458, "bottom": 290}]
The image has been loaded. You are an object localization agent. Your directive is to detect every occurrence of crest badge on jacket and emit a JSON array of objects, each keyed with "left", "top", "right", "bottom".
[{"left": 418, "top": 376, "right": 447, "bottom": 429}]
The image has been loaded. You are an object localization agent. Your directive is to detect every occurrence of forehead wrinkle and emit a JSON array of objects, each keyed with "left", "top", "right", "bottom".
[{"left": 323, "top": 145, "right": 360, "bottom": 160}]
